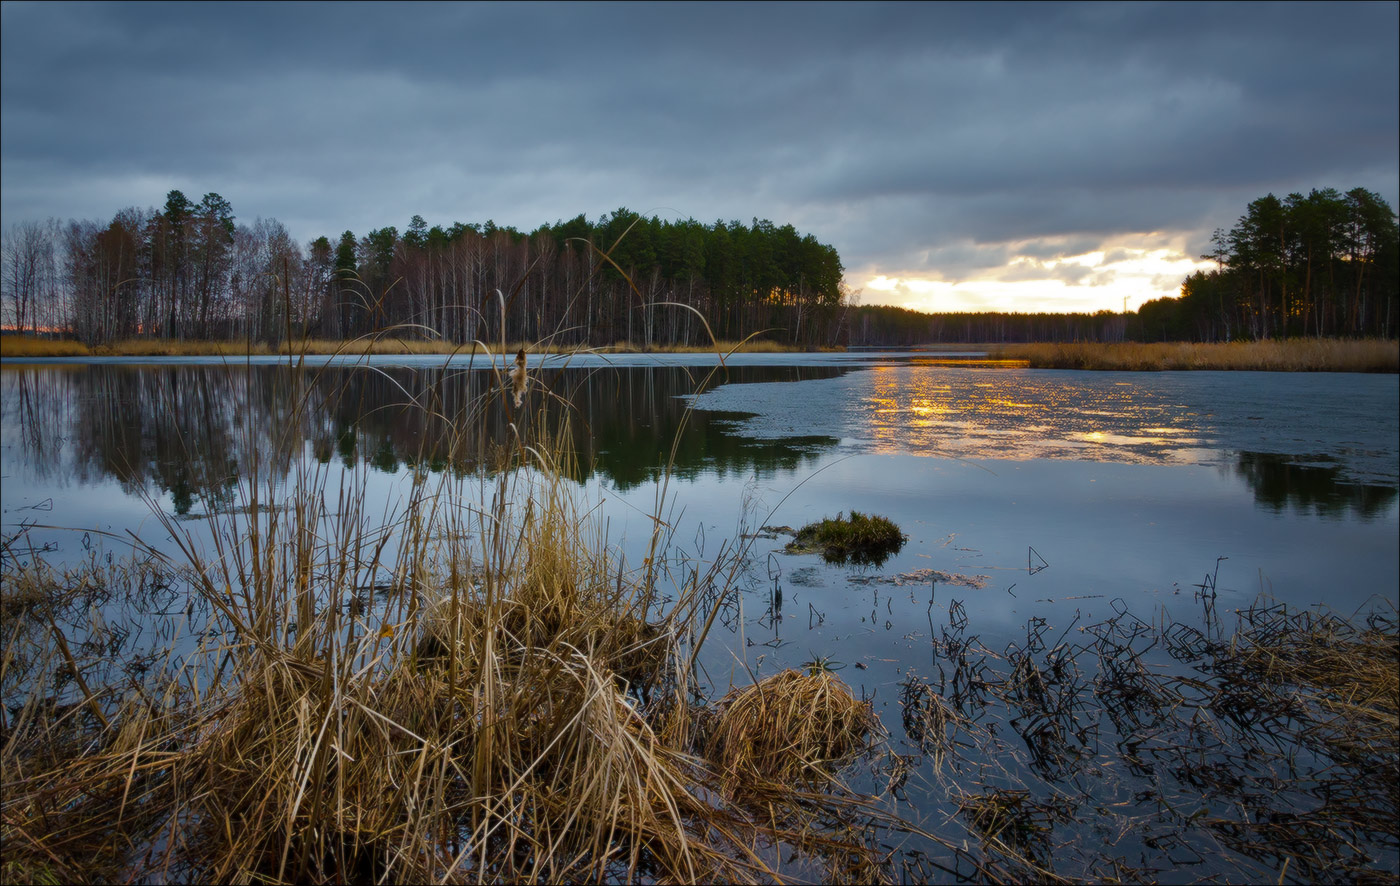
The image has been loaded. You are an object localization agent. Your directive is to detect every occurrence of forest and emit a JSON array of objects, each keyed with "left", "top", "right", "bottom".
[
  {"left": 2, "top": 186, "right": 1395, "bottom": 348},
  {"left": 1137, "top": 187, "right": 1398, "bottom": 341},
  {"left": 0, "top": 194, "right": 845, "bottom": 348},
  {"left": 847, "top": 187, "right": 1398, "bottom": 345}
]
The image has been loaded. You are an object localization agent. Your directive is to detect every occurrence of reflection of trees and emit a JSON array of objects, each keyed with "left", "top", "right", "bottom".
[
  {"left": 6, "top": 365, "right": 306, "bottom": 513},
  {"left": 6, "top": 364, "right": 845, "bottom": 507},
  {"left": 310, "top": 364, "right": 844, "bottom": 490},
  {"left": 1233, "top": 451, "right": 1398, "bottom": 520},
  {"left": 1, "top": 368, "right": 72, "bottom": 483}
]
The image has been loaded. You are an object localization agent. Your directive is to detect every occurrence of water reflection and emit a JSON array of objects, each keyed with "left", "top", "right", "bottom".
[
  {"left": 1232, "top": 451, "right": 1399, "bottom": 520},
  {"left": 0, "top": 364, "right": 843, "bottom": 512},
  {"left": 688, "top": 363, "right": 1400, "bottom": 489}
]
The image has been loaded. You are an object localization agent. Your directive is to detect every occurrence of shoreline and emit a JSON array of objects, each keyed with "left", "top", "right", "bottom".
[
  {"left": 988, "top": 338, "right": 1398, "bottom": 372},
  {"left": 2, "top": 334, "right": 1396, "bottom": 372},
  {"left": 0, "top": 335, "right": 820, "bottom": 360}
]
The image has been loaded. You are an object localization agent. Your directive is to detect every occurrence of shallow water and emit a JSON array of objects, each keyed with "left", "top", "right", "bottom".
[
  {"left": 3, "top": 354, "right": 1395, "bottom": 669},
  {"left": 3, "top": 353, "right": 1397, "bottom": 879}
]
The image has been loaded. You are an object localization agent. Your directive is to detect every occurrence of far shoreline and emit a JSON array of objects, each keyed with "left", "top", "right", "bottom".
[{"left": 1, "top": 335, "right": 1395, "bottom": 372}]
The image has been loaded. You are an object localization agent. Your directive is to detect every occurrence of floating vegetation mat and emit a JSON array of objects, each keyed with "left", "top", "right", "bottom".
[
  {"left": 889, "top": 593, "right": 1400, "bottom": 884},
  {"left": 784, "top": 512, "right": 906, "bottom": 567},
  {"left": 847, "top": 567, "right": 989, "bottom": 590}
]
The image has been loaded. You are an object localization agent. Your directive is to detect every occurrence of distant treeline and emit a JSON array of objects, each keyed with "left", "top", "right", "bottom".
[
  {"left": 849, "top": 188, "right": 1397, "bottom": 346},
  {"left": 846, "top": 305, "right": 1131, "bottom": 345},
  {"left": 0, "top": 193, "right": 845, "bottom": 347},
  {"left": 4, "top": 186, "right": 1394, "bottom": 348},
  {"left": 1138, "top": 188, "right": 1398, "bottom": 341}
]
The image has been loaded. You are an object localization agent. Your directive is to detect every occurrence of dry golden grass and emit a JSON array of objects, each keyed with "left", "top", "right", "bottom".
[
  {"left": 1230, "top": 609, "right": 1399, "bottom": 758},
  {"left": 0, "top": 335, "right": 90, "bottom": 358},
  {"left": 605, "top": 338, "right": 804, "bottom": 354},
  {"left": 705, "top": 668, "right": 881, "bottom": 789},
  {"left": 0, "top": 377, "right": 895, "bottom": 883},
  {"left": 1, "top": 333, "right": 816, "bottom": 359},
  {"left": 991, "top": 338, "right": 1399, "bottom": 372}
]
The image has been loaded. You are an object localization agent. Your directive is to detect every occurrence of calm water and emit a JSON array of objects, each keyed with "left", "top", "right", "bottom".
[
  {"left": 3, "top": 354, "right": 1396, "bottom": 686},
  {"left": 3, "top": 353, "right": 1397, "bottom": 879}
]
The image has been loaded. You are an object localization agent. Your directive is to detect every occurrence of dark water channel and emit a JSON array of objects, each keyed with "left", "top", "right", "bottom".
[{"left": 3, "top": 353, "right": 1397, "bottom": 881}]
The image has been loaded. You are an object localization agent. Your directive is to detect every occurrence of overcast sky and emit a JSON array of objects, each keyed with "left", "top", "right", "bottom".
[{"left": 3, "top": 1, "right": 1396, "bottom": 313}]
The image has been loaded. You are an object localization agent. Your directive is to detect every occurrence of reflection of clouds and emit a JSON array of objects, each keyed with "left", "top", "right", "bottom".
[
  {"left": 858, "top": 367, "right": 1203, "bottom": 463},
  {"left": 689, "top": 365, "right": 1400, "bottom": 490}
]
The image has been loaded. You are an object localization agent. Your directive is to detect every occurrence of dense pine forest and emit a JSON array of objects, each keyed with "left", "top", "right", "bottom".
[
  {"left": 2, "top": 186, "right": 1395, "bottom": 348},
  {"left": 0, "top": 195, "right": 845, "bottom": 348}
]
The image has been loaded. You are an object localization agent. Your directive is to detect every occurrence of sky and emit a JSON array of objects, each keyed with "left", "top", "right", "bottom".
[{"left": 2, "top": 1, "right": 1396, "bottom": 314}]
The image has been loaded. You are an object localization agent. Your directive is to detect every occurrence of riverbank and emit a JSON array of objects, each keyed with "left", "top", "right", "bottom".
[
  {"left": 5, "top": 334, "right": 1396, "bottom": 371},
  {"left": 0, "top": 421, "right": 892, "bottom": 884},
  {"left": 0, "top": 335, "right": 814, "bottom": 359},
  {"left": 990, "top": 338, "right": 1399, "bottom": 372}
]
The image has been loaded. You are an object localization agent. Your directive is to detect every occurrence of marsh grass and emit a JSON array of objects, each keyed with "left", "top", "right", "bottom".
[
  {"left": 706, "top": 669, "right": 882, "bottom": 790},
  {"left": 787, "top": 512, "right": 906, "bottom": 567},
  {"left": 0, "top": 335, "right": 91, "bottom": 358},
  {"left": 991, "top": 338, "right": 1399, "bottom": 372},
  {"left": 0, "top": 333, "right": 812, "bottom": 360},
  {"left": 1, "top": 278, "right": 905, "bottom": 884},
  {"left": 889, "top": 595, "right": 1400, "bottom": 883},
  {"left": 0, "top": 420, "right": 895, "bottom": 883}
]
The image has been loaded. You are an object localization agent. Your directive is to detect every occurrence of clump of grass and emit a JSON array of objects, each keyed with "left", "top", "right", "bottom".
[
  {"left": 991, "top": 338, "right": 1399, "bottom": 372},
  {"left": 786, "top": 511, "right": 906, "bottom": 566},
  {"left": 705, "top": 668, "right": 881, "bottom": 789}
]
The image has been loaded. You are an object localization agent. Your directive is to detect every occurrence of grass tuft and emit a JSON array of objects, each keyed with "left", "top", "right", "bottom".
[
  {"left": 786, "top": 511, "right": 906, "bottom": 567},
  {"left": 705, "top": 669, "right": 881, "bottom": 789}
]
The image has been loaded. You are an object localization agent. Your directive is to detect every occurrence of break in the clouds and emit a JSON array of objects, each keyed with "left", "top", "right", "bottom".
[{"left": 2, "top": 1, "right": 1396, "bottom": 313}]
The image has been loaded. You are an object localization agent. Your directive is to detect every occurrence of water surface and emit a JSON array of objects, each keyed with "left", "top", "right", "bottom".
[{"left": 3, "top": 353, "right": 1397, "bottom": 880}]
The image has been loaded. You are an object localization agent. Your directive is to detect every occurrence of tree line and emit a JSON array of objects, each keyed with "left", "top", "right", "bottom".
[
  {"left": 845, "top": 305, "right": 1131, "bottom": 346},
  {"left": 1, "top": 192, "right": 847, "bottom": 348},
  {"left": 841, "top": 187, "right": 1397, "bottom": 346},
  {"left": 5, "top": 186, "right": 1393, "bottom": 348},
  {"left": 1136, "top": 187, "right": 1397, "bottom": 341}
]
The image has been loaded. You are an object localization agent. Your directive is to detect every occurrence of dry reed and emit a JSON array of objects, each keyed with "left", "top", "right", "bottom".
[
  {"left": 0, "top": 333, "right": 813, "bottom": 360},
  {"left": 0, "top": 320, "right": 898, "bottom": 884},
  {"left": 991, "top": 338, "right": 1399, "bottom": 372},
  {"left": 705, "top": 669, "right": 881, "bottom": 789}
]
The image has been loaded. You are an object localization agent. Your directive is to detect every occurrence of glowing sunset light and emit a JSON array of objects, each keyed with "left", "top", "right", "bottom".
[{"left": 859, "top": 240, "right": 1216, "bottom": 315}]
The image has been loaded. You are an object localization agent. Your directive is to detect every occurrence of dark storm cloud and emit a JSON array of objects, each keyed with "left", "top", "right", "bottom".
[{"left": 2, "top": 1, "right": 1396, "bottom": 304}]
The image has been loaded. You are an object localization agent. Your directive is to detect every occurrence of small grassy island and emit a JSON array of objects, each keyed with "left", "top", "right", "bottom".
[{"left": 785, "top": 511, "right": 907, "bottom": 567}]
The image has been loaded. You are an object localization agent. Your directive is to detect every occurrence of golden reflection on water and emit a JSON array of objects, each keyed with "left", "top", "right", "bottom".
[{"left": 860, "top": 365, "right": 1211, "bottom": 465}]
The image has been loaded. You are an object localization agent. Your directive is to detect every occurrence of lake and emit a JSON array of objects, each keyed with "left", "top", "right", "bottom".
[{"left": 3, "top": 351, "right": 1397, "bottom": 880}]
